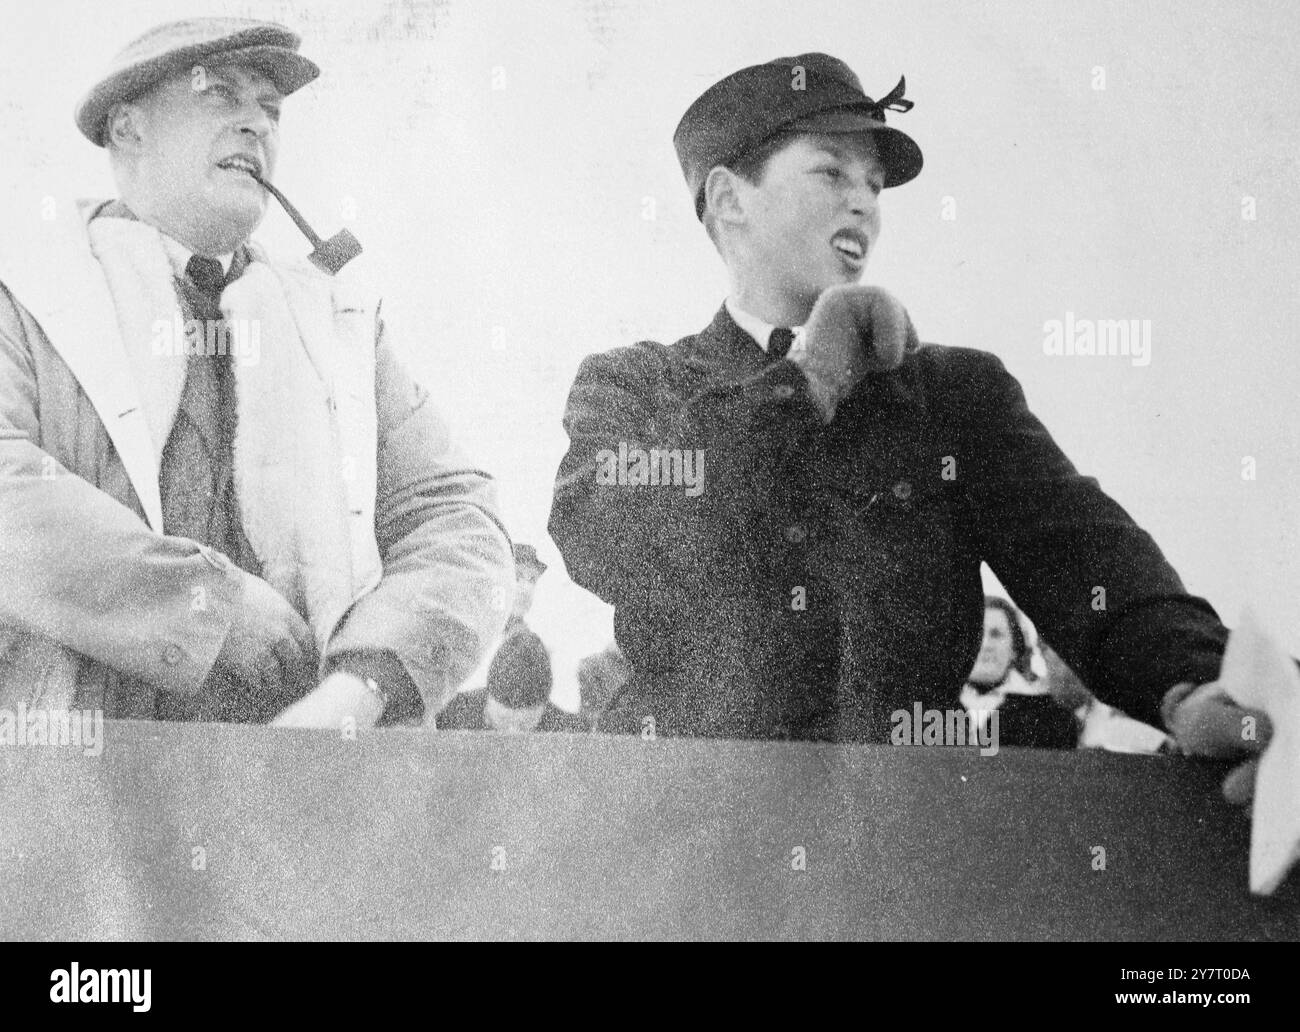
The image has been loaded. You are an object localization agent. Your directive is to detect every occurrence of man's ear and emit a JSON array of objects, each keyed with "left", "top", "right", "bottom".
[
  {"left": 105, "top": 102, "right": 145, "bottom": 153},
  {"left": 703, "top": 165, "right": 746, "bottom": 230}
]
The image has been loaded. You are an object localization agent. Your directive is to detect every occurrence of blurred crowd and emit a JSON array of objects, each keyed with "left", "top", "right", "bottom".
[{"left": 440, "top": 543, "right": 1170, "bottom": 754}]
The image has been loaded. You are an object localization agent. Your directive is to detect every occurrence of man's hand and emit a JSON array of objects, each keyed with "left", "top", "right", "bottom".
[
  {"left": 269, "top": 671, "right": 386, "bottom": 730},
  {"left": 792, "top": 284, "right": 918, "bottom": 422},
  {"left": 1164, "top": 680, "right": 1273, "bottom": 805},
  {"left": 210, "top": 572, "right": 318, "bottom": 712}
]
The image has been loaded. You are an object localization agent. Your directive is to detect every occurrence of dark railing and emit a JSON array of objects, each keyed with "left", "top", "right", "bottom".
[{"left": 1, "top": 719, "right": 1296, "bottom": 940}]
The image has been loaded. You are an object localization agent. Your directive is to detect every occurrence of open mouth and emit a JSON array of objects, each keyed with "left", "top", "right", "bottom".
[
  {"left": 215, "top": 154, "right": 263, "bottom": 179},
  {"left": 830, "top": 227, "right": 868, "bottom": 264}
]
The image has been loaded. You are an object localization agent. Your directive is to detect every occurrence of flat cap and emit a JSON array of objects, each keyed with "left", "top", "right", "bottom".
[
  {"left": 674, "top": 53, "right": 923, "bottom": 219},
  {"left": 75, "top": 17, "right": 320, "bottom": 146}
]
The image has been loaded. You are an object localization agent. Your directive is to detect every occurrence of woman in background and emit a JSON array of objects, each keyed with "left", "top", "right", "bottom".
[{"left": 959, "top": 597, "right": 1079, "bottom": 750}]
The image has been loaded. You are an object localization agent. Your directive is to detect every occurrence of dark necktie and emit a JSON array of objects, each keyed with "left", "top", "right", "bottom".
[
  {"left": 162, "top": 251, "right": 249, "bottom": 546},
  {"left": 768, "top": 326, "right": 795, "bottom": 360}
]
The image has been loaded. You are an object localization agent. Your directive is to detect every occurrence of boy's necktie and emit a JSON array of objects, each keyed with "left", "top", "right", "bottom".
[{"left": 768, "top": 326, "right": 795, "bottom": 360}]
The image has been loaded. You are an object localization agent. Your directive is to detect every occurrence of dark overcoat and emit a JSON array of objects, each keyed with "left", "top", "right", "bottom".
[{"left": 549, "top": 305, "right": 1226, "bottom": 743}]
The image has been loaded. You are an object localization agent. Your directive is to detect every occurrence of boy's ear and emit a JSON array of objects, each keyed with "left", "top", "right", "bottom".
[{"left": 703, "top": 165, "right": 745, "bottom": 229}]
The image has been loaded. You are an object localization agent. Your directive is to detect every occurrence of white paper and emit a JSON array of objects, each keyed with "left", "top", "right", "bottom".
[{"left": 1217, "top": 609, "right": 1300, "bottom": 895}]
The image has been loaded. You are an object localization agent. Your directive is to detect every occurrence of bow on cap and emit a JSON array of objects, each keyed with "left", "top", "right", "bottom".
[{"left": 870, "top": 76, "right": 914, "bottom": 118}]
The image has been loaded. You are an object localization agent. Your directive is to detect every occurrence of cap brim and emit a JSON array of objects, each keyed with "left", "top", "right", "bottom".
[
  {"left": 76, "top": 44, "right": 319, "bottom": 146},
  {"left": 224, "top": 45, "right": 319, "bottom": 95},
  {"left": 785, "top": 107, "right": 924, "bottom": 187}
]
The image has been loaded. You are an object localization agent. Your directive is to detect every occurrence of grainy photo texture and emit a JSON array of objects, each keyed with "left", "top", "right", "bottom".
[{"left": 1, "top": 0, "right": 1298, "bottom": 951}]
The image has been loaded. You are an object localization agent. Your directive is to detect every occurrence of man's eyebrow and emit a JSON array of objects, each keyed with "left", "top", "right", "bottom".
[{"left": 205, "top": 65, "right": 282, "bottom": 102}]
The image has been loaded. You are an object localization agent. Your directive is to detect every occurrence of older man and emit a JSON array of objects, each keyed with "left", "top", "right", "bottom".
[{"left": 0, "top": 18, "right": 514, "bottom": 728}]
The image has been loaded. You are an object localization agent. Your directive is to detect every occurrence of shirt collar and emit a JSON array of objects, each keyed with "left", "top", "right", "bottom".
[
  {"left": 90, "top": 200, "right": 234, "bottom": 279},
  {"left": 724, "top": 296, "right": 802, "bottom": 353},
  {"left": 158, "top": 234, "right": 234, "bottom": 280}
]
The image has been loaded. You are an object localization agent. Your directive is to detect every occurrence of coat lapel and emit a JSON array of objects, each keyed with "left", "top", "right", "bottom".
[
  {"left": 683, "top": 305, "right": 770, "bottom": 380},
  {"left": 0, "top": 200, "right": 164, "bottom": 531}
]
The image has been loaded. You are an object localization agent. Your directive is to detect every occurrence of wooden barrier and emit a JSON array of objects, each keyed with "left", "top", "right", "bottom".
[{"left": 1, "top": 719, "right": 1297, "bottom": 940}]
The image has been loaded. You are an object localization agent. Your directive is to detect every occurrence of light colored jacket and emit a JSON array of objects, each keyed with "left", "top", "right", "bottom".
[{"left": 0, "top": 199, "right": 514, "bottom": 718}]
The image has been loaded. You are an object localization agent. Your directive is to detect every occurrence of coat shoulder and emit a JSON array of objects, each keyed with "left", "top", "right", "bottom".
[
  {"left": 901, "top": 342, "right": 1027, "bottom": 432},
  {"left": 910, "top": 341, "right": 1014, "bottom": 389},
  {"left": 573, "top": 336, "right": 681, "bottom": 384}
]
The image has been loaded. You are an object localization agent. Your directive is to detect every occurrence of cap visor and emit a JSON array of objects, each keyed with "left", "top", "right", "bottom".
[
  {"left": 220, "top": 44, "right": 319, "bottom": 96},
  {"left": 786, "top": 107, "right": 923, "bottom": 186}
]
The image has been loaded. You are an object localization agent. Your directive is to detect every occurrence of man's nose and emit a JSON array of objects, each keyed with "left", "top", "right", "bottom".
[{"left": 236, "top": 103, "right": 275, "bottom": 143}]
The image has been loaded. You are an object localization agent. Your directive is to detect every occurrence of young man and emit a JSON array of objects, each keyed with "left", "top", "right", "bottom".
[
  {"left": 0, "top": 18, "right": 514, "bottom": 729},
  {"left": 549, "top": 53, "right": 1265, "bottom": 799}
]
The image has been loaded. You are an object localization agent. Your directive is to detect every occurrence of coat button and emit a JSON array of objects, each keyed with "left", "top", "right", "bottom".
[
  {"left": 163, "top": 644, "right": 183, "bottom": 666},
  {"left": 784, "top": 523, "right": 807, "bottom": 543},
  {"left": 773, "top": 384, "right": 795, "bottom": 400},
  {"left": 892, "top": 480, "right": 913, "bottom": 501}
]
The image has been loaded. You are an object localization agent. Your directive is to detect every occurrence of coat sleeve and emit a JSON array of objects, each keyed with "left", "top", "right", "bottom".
[
  {"left": 323, "top": 313, "right": 515, "bottom": 715},
  {"left": 548, "top": 341, "right": 826, "bottom": 612},
  {"left": 952, "top": 348, "right": 1227, "bottom": 728},
  {"left": 0, "top": 283, "right": 242, "bottom": 694}
]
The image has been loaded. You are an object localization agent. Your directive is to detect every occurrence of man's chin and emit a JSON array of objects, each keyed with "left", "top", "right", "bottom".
[{"left": 200, "top": 199, "right": 265, "bottom": 250}]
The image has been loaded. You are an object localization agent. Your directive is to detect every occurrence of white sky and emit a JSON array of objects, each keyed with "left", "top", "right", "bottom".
[{"left": 5, "top": 0, "right": 1299, "bottom": 705}]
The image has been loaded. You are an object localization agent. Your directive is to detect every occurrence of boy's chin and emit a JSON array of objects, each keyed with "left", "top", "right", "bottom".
[
  {"left": 805, "top": 273, "right": 858, "bottom": 302},
  {"left": 806, "top": 269, "right": 865, "bottom": 299}
]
